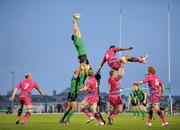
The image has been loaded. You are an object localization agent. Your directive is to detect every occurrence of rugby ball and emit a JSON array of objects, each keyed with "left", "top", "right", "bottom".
[{"left": 73, "top": 13, "right": 81, "bottom": 20}]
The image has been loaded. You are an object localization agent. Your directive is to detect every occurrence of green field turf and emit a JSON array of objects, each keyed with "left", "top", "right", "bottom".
[{"left": 0, "top": 114, "right": 179, "bottom": 130}]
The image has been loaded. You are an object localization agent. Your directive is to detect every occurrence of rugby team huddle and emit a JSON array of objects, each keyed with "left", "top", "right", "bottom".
[{"left": 9, "top": 13, "right": 168, "bottom": 127}]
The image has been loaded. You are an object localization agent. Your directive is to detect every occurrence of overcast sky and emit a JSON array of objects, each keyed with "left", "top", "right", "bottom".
[{"left": 0, "top": 0, "right": 180, "bottom": 96}]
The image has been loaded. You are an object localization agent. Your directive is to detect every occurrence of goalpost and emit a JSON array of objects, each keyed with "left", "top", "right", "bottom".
[{"left": 167, "top": 1, "right": 173, "bottom": 115}]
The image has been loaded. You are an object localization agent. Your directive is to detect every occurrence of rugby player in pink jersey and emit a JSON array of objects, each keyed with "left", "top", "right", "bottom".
[
  {"left": 9, "top": 72, "right": 45, "bottom": 126},
  {"left": 134, "top": 66, "right": 168, "bottom": 127},
  {"left": 97, "top": 45, "right": 147, "bottom": 72},
  {"left": 80, "top": 69, "right": 104, "bottom": 125},
  {"left": 107, "top": 66, "right": 124, "bottom": 125}
]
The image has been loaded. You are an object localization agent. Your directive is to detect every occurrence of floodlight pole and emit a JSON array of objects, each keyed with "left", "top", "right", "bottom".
[
  {"left": 119, "top": 7, "right": 122, "bottom": 57},
  {"left": 11, "top": 71, "right": 15, "bottom": 90},
  {"left": 10, "top": 71, "right": 15, "bottom": 113}
]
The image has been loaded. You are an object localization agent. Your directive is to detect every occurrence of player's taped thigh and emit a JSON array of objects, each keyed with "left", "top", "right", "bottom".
[
  {"left": 80, "top": 100, "right": 88, "bottom": 110},
  {"left": 26, "top": 105, "right": 32, "bottom": 113},
  {"left": 91, "top": 103, "right": 98, "bottom": 113},
  {"left": 154, "top": 104, "right": 159, "bottom": 111}
]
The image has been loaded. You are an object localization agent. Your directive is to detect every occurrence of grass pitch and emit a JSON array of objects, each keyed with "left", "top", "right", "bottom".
[{"left": 0, "top": 114, "right": 179, "bottom": 130}]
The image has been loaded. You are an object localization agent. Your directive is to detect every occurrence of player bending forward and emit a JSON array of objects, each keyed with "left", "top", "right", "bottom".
[
  {"left": 80, "top": 69, "right": 104, "bottom": 125},
  {"left": 128, "top": 87, "right": 139, "bottom": 117},
  {"left": 108, "top": 66, "right": 124, "bottom": 125},
  {"left": 133, "top": 84, "right": 147, "bottom": 119},
  {"left": 134, "top": 66, "right": 168, "bottom": 126},
  {"left": 98, "top": 45, "right": 147, "bottom": 72},
  {"left": 9, "top": 73, "right": 45, "bottom": 126}
]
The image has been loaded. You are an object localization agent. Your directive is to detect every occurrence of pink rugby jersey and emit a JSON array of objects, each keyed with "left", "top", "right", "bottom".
[
  {"left": 108, "top": 76, "right": 122, "bottom": 96},
  {"left": 104, "top": 47, "right": 118, "bottom": 66},
  {"left": 16, "top": 79, "right": 39, "bottom": 97},
  {"left": 86, "top": 77, "right": 98, "bottom": 96},
  {"left": 143, "top": 74, "right": 163, "bottom": 96}
]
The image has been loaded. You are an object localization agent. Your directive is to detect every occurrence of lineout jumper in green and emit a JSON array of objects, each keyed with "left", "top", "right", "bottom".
[{"left": 73, "top": 35, "right": 87, "bottom": 56}]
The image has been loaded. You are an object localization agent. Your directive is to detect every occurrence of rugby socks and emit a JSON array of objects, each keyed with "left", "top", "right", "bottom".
[
  {"left": 22, "top": 111, "right": 31, "bottom": 123},
  {"left": 61, "top": 109, "right": 71, "bottom": 121},
  {"left": 147, "top": 109, "right": 153, "bottom": 123},
  {"left": 16, "top": 108, "right": 23, "bottom": 121},
  {"left": 140, "top": 110, "right": 145, "bottom": 118},
  {"left": 94, "top": 112, "right": 103, "bottom": 123},
  {"left": 136, "top": 110, "right": 140, "bottom": 116},
  {"left": 155, "top": 109, "right": 167, "bottom": 123},
  {"left": 82, "top": 108, "right": 92, "bottom": 118},
  {"left": 128, "top": 57, "right": 145, "bottom": 63},
  {"left": 109, "top": 109, "right": 119, "bottom": 119},
  {"left": 98, "top": 112, "right": 105, "bottom": 123},
  {"left": 128, "top": 57, "right": 143, "bottom": 63},
  {"left": 66, "top": 110, "right": 74, "bottom": 122},
  {"left": 133, "top": 110, "right": 136, "bottom": 116}
]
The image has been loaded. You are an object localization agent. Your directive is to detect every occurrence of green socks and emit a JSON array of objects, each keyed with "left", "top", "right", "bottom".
[{"left": 66, "top": 110, "right": 74, "bottom": 122}]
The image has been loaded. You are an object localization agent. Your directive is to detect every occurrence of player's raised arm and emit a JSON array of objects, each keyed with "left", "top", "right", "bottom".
[
  {"left": 97, "top": 58, "right": 106, "bottom": 73},
  {"left": 133, "top": 80, "right": 144, "bottom": 85},
  {"left": 116, "top": 47, "right": 134, "bottom": 52},
  {"left": 117, "top": 66, "right": 124, "bottom": 80},
  {"left": 72, "top": 17, "right": 81, "bottom": 38}
]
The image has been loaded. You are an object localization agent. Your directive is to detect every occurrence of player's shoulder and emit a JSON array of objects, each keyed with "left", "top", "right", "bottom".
[
  {"left": 139, "top": 89, "right": 145, "bottom": 93},
  {"left": 88, "top": 77, "right": 95, "bottom": 82},
  {"left": 29, "top": 79, "right": 37, "bottom": 85},
  {"left": 107, "top": 47, "right": 113, "bottom": 52},
  {"left": 152, "top": 74, "right": 161, "bottom": 80},
  {"left": 108, "top": 76, "right": 112, "bottom": 80},
  {"left": 146, "top": 74, "right": 153, "bottom": 80},
  {"left": 109, "top": 76, "right": 116, "bottom": 82},
  {"left": 20, "top": 79, "right": 25, "bottom": 83}
]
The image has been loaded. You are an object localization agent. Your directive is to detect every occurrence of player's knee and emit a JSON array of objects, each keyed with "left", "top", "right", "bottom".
[{"left": 18, "top": 108, "right": 23, "bottom": 113}]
